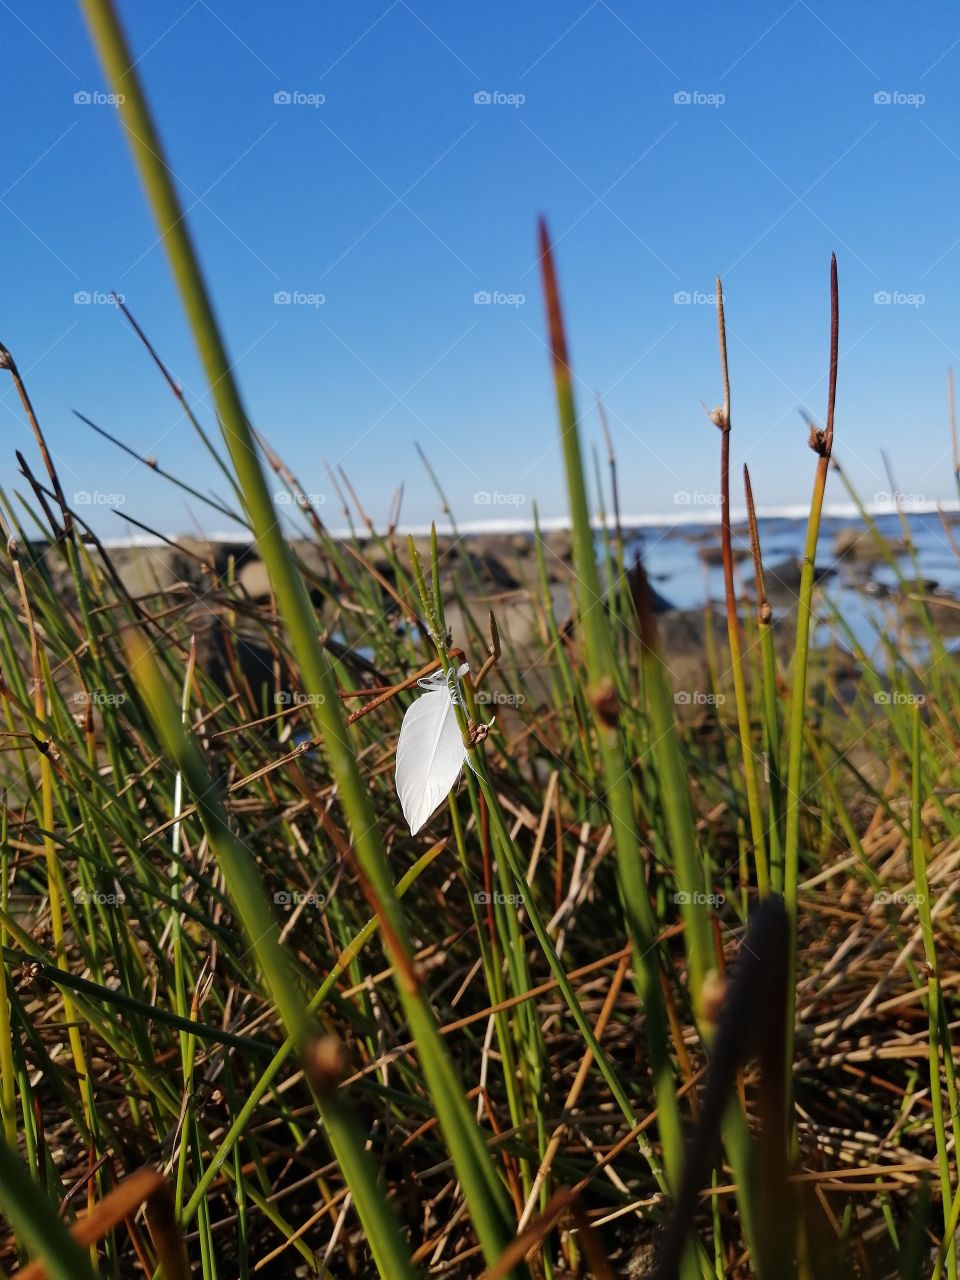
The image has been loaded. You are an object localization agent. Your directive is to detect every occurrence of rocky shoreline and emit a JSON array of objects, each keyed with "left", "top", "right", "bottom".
[{"left": 20, "top": 521, "right": 960, "bottom": 714}]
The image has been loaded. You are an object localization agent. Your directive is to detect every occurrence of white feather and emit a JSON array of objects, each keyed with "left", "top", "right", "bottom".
[{"left": 395, "top": 665, "right": 469, "bottom": 835}]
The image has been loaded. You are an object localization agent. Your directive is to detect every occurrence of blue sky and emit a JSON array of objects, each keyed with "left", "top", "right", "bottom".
[{"left": 2, "top": 2, "right": 960, "bottom": 535}]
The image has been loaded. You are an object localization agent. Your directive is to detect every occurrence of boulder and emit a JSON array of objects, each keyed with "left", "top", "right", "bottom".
[
  {"left": 542, "top": 529, "right": 573, "bottom": 562},
  {"left": 238, "top": 558, "right": 273, "bottom": 601},
  {"left": 697, "top": 545, "right": 749, "bottom": 567},
  {"left": 758, "top": 555, "right": 834, "bottom": 600},
  {"left": 109, "top": 546, "right": 198, "bottom": 597},
  {"left": 834, "top": 528, "right": 908, "bottom": 562}
]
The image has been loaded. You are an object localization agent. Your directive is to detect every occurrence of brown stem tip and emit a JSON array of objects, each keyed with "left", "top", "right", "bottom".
[
  {"left": 824, "top": 252, "right": 839, "bottom": 454},
  {"left": 538, "top": 217, "right": 570, "bottom": 376}
]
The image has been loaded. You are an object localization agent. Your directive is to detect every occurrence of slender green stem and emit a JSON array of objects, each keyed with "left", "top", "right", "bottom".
[
  {"left": 78, "top": 3, "right": 522, "bottom": 1268},
  {"left": 713, "top": 283, "right": 768, "bottom": 895},
  {"left": 538, "top": 222, "right": 708, "bottom": 1279},
  {"left": 783, "top": 255, "right": 838, "bottom": 1105}
]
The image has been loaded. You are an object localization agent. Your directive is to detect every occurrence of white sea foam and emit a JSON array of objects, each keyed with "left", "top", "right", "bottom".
[{"left": 95, "top": 498, "right": 959, "bottom": 547}]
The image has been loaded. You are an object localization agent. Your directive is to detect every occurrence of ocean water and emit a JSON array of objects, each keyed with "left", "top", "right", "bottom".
[{"left": 630, "top": 511, "right": 960, "bottom": 659}]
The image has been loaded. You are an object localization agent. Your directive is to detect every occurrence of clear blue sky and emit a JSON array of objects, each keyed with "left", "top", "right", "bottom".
[{"left": 2, "top": 2, "right": 960, "bottom": 536}]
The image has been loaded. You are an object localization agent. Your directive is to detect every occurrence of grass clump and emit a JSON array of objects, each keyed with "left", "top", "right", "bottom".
[{"left": 0, "top": 3, "right": 956, "bottom": 1276}]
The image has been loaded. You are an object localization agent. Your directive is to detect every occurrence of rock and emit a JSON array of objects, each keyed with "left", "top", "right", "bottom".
[
  {"left": 292, "top": 540, "right": 330, "bottom": 576},
  {"left": 109, "top": 546, "right": 198, "bottom": 597},
  {"left": 697, "top": 545, "right": 749, "bottom": 567},
  {"left": 451, "top": 547, "right": 522, "bottom": 592},
  {"left": 238, "top": 559, "right": 273, "bottom": 601},
  {"left": 173, "top": 539, "right": 251, "bottom": 578},
  {"left": 542, "top": 529, "right": 573, "bottom": 562},
  {"left": 443, "top": 595, "right": 541, "bottom": 652},
  {"left": 464, "top": 534, "right": 517, "bottom": 559},
  {"left": 759, "top": 555, "right": 834, "bottom": 600},
  {"left": 541, "top": 552, "right": 569, "bottom": 585},
  {"left": 655, "top": 609, "right": 725, "bottom": 701},
  {"left": 192, "top": 619, "right": 283, "bottom": 706},
  {"left": 176, "top": 536, "right": 218, "bottom": 570},
  {"left": 549, "top": 583, "right": 574, "bottom": 628},
  {"left": 490, "top": 598, "right": 540, "bottom": 649},
  {"left": 656, "top": 608, "right": 718, "bottom": 659},
  {"left": 853, "top": 575, "right": 938, "bottom": 602},
  {"left": 834, "top": 528, "right": 908, "bottom": 562},
  {"left": 900, "top": 593, "right": 960, "bottom": 634}
]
